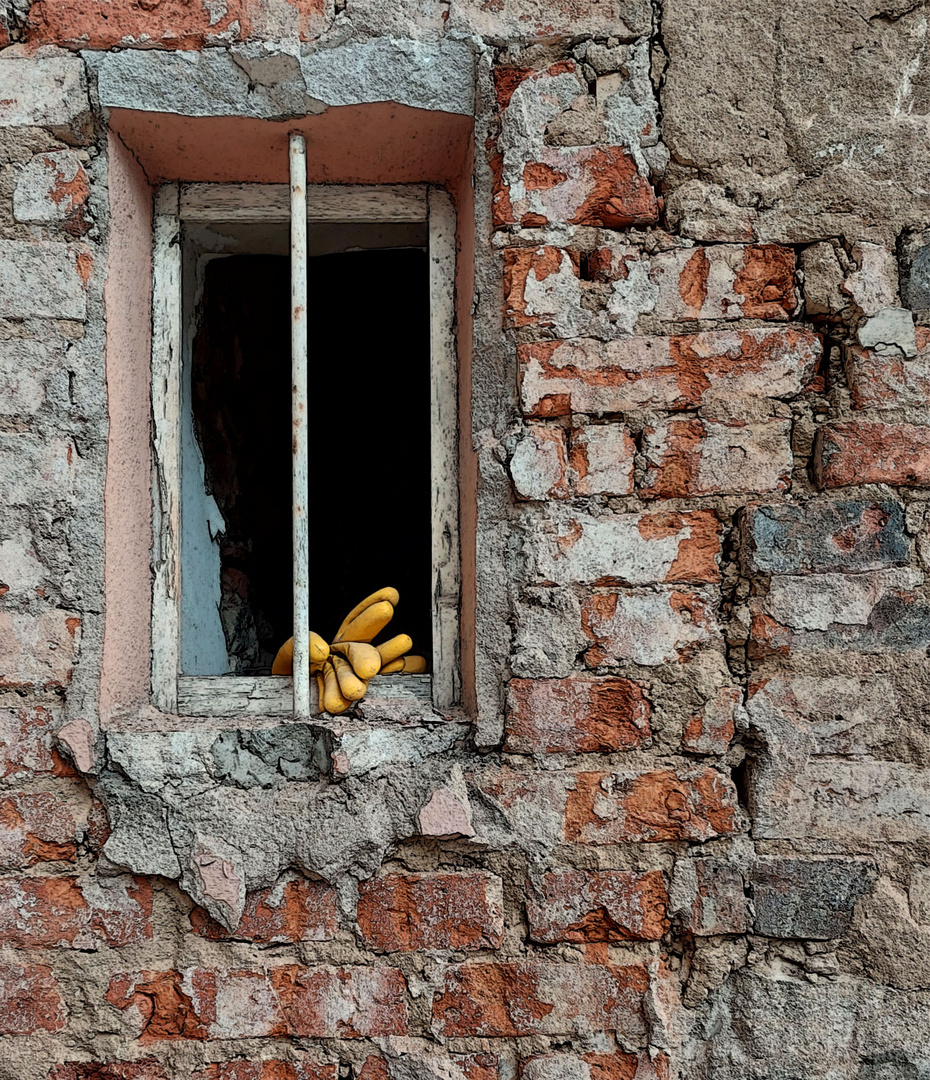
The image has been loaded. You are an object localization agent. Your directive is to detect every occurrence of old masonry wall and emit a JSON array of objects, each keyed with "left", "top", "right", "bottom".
[{"left": 3, "top": 0, "right": 930, "bottom": 1078}]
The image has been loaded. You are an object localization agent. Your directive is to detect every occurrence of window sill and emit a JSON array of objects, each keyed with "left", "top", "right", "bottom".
[{"left": 176, "top": 673, "right": 433, "bottom": 718}]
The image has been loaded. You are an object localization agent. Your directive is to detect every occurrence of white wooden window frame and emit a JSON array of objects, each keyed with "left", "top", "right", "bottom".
[{"left": 151, "top": 181, "right": 461, "bottom": 717}]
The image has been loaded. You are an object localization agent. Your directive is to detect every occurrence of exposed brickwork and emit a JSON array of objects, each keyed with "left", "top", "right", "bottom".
[
  {"left": 357, "top": 872, "right": 504, "bottom": 952},
  {"left": 650, "top": 244, "right": 797, "bottom": 320},
  {"left": 0, "top": 960, "right": 66, "bottom": 1034},
  {"left": 815, "top": 422, "right": 930, "bottom": 488},
  {"left": 106, "top": 966, "right": 408, "bottom": 1040},
  {"left": 565, "top": 769, "right": 741, "bottom": 843},
  {"left": 640, "top": 418, "right": 793, "bottom": 498},
  {"left": 525, "top": 869, "right": 669, "bottom": 942},
  {"left": 431, "top": 962, "right": 649, "bottom": 1038},
  {"left": 0, "top": 609, "right": 81, "bottom": 688},
  {"left": 0, "top": 791, "right": 77, "bottom": 867},
  {"left": 741, "top": 500, "right": 908, "bottom": 575},
  {"left": 0, "top": 874, "right": 152, "bottom": 948},
  {"left": 0, "top": 704, "right": 72, "bottom": 778},
  {"left": 49, "top": 1064, "right": 171, "bottom": 1080},
  {"left": 190, "top": 878, "right": 338, "bottom": 943},
  {"left": 681, "top": 686, "right": 739, "bottom": 755},
  {"left": 569, "top": 423, "right": 635, "bottom": 496},
  {"left": 582, "top": 588, "right": 722, "bottom": 667},
  {"left": 25, "top": 0, "right": 252, "bottom": 49},
  {"left": 506, "top": 677, "right": 651, "bottom": 753},
  {"left": 192, "top": 1063, "right": 338, "bottom": 1080},
  {"left": 521, "top": 1052, "right": 670, "bottom": 1080},
  {"left": 671, "top": 857, "right": 749, "bottom": 936},
  {"left": 518, "top": 329, "right": 820, "bottom": 417}
]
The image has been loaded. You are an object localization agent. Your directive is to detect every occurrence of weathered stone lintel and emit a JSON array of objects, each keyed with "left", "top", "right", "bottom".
[{"left": 89, "top": 38, "right": 476, "bottom": 119}]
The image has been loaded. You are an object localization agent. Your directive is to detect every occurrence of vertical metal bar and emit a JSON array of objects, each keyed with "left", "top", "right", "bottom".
[{"left": 290, "top": 133, "right": 310, "bottom": 718}]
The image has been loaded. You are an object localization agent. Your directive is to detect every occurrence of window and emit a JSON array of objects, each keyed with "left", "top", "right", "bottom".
[{"left": 150, "top": 180, "right": 460, "bottom": 717}]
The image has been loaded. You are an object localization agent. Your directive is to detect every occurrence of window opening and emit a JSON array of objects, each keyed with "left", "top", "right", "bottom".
[
  {"left": 151, "top": 181, "right": 460, "bottom": 718},
  {"left": 187, "top": 244, "right": 432, "bottom": 677}
]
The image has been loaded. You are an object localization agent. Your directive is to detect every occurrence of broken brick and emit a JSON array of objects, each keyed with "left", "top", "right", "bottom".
[
  {"left": 190, "top": 878, "right": 338, "bottom": 944},
  {"left": 564, "top": 768, "right": 741, "bottom": 843},
  {"left": 0, "top": 792, "right": 77, "bottom": 867},
  {"left": 525, "top": 869, "right": 669, "bottom": 942}
]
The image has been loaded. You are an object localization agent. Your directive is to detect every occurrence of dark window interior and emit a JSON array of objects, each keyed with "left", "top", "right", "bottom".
[{"left": 191, "top": 246, "right": 432, "bottom": 674}]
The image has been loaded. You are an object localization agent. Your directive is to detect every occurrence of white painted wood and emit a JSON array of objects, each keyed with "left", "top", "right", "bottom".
[
  {"left": 178, "top": 676, "right": 297, "bottom": 716},
  {"left": 177, "top": 674, "right": 430, "bottom": 716},
  {"left": 366, "top": 674, "right": 432, "bottom": 704},
  {"left": 151, "top": 183, "right": 183, "bottom": 714},
  {"left": 290, "top": 135, "right": 311, "bottom": 719},
  {"left": 428, "top": 187, "right": 462, "bottom": 710},
  {"left": 180, "top": 183, "right": 428, "bottom": 223}
]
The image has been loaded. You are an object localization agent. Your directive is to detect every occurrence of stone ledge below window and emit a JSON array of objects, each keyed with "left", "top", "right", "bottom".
[{"left": 59, "top": 709, "right": 476, "bottom": 931}]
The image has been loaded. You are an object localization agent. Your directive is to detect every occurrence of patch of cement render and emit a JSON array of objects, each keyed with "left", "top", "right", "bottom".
[{"left": 89, "top": 718, "right": 510, "bottom": 931}]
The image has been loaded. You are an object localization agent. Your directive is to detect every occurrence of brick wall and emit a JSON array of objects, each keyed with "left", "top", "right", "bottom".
[{"left": 2, "top": 1, "right": 930, "bottom": 1078}]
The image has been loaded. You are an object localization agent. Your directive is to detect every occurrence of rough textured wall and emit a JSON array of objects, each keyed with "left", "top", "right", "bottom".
[{"left": 1, "top": 1, "right": 930, "bottom": 1079}]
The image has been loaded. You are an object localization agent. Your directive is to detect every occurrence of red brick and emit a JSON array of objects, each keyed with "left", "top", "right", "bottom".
[
  {"left": 457, "top": 1054, "right": 500, "bottom": 1080},
  {"left": 640, "top": 417, "right": 793, "bottom": 498},
  {"left": 0, "top": 792, "right": 76, "bottom": 867},
  {"left": 491, "top": 59, "right": 657, "bottom": 231},
  {"left": 26, "top": 0, "right": 250, "bottom": 49},
  {"left": 747, "top": 565, "right": 922, "bottom": 659},
  {"left": 13, "top": 150, "right": 90, "bottom": 235},
  {"left": 582, "top": 588, "right": 722, "bottom": 668},
  {"left": 525, "top": 869, "right": 669, "bottom": 943},
  {"left": 518, "top": 329, "right": 821, "bottom": 418},
  {"left": 815, "top": 421, "right": 930, "bottom": 488},
  {"left": 741, "top": 500, "right": 908, "bottom": 576},
  {"left": 650, "top": 244, "right": 796, "bottom": 321},
  {"left": 357, "top": 1059, "right": 389, "bottom": 1080},
  {"left": 193, "top": 1064, "right": 337, "bottom": 1080},
  {"left": 0, "top": 960, "right": 66, "bottom": 1034},
  {"left": 499, "top": 145, "right": 658, "bottom": 230},
  {"left": 431, "top": 962, "right": 648, "bottom": 1039},
  {"left": 357, "top": 872, "right": 503, "bottom": 952},
  {"left": 510, "top": 426, "right": 570, "bottom": 500},
  {"left": 355, "top": 1055, "right": 497, "bottom": 1080},
  {"left": 569, "top": 424, "right": 635, "bottom": 496},
  {"left": 525, "top": 509, "right": 721, "bottom": 588},
  {"left": 272, "top": 964, "right": 408, "bottom": 1037},
  {"left": 49, "top": 1063, "right": 170, "bottom": 1080},
  {"left": 564, "top": 768, "right": 741, "bottom": 844},
  {"left": 106, "top": 970, "right": 211, "bottom": 1041},
  {"left": 681, "top": 686, "right": 740, "bottom": 755},
  {"left": 0, "top": 874, "right": 152, "bottom": 948},
  {"left": 505, "top": 677, "right": 651, "bottom": 754},
  {"left": 0, "top": 704, "right": 73, "bottom": 779},
  {"left": 190, "top": 878, "right": 338, "bottom": 943},
  {"left": 86, "top": 796, "right": 112, "bottom": 853},
  {"left": 844, "top": 326, "right": 930, "bottom": 409},
  {"left": 107, "top": 966, "right": 407, "bottom": 1041},
  {"left": 503, "top": 246, "right": 580, "bottom": 330}
]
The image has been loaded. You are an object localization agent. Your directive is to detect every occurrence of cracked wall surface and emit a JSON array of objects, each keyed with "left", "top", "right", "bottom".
[{"left": 3, "top": 0, "right": 930, "bottom": 1078}]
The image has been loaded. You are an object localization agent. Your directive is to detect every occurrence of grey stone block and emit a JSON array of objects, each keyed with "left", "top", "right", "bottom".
[
  {"left": 751, "top": 857, "right": 874, "bottom": 939},
  {"left": 742, "top": 501, "right": 908, "bottom": 576}
]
